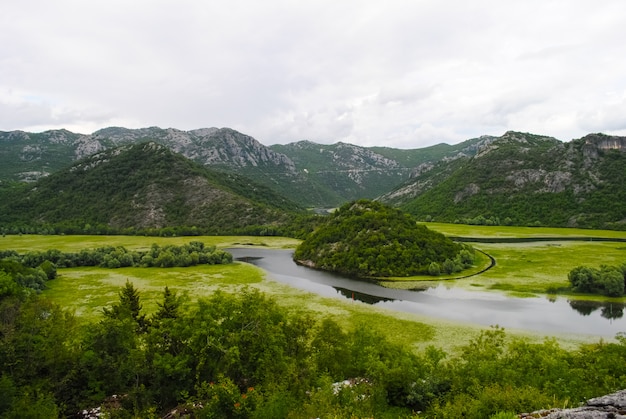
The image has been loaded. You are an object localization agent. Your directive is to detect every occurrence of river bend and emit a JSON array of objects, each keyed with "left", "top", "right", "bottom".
[{"left": 228, "top": 247, "right": 626, "bottom": 338}]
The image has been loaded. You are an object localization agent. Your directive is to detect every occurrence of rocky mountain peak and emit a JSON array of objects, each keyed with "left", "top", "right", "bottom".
[{"left": 189, "top": 127, "right": 219, "bottom": 137}]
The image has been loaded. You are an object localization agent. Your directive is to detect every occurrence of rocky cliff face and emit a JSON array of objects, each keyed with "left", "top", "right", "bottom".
[
  {"left": 583, "top": 133, "right": 626, "bottom": 152},
  {"left": 89, "top": 126, "right": 297, "bottom": 173}
]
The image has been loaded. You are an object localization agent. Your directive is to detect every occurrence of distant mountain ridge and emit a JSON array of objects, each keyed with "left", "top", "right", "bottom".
[
  {"left": 1, "top": 126, "right": 625, "bottom": 230},
  {"left": 0, "top": 126, "right": 488, "bottom": 206}
]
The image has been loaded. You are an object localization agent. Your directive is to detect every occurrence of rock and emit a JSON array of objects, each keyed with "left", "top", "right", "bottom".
[{"left": 520, "top": 389, "right": 626, "bottom": 418}]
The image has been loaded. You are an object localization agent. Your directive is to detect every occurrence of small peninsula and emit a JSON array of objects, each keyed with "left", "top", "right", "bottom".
[{"left": 294, "top": 200, "right": 474, "bottom": 278}]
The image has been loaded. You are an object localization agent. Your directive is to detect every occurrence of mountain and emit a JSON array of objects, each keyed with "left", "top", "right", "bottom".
[
  {"left": 2, "top": 126, "right": 626, "bottom": 230},
  {"left": 0, "top": 125, "right": 297, "bottom": 177},
  {"left": 0, "top": 129, "right": 95, "bottom": 182},
  {"left": 380, "top": 131, "right": 626, "bottom": 229},
  {"left": 0, "top": 142, "right": 300, "bottom": 234},
  {"left": 269, "top": 137, "right": 492, "bottom": 205},
  {"left": 0, "top": 127, "right": 490, "bottom": 208}
]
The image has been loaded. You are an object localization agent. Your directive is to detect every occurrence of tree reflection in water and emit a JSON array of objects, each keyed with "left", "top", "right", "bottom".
[
  {"left": 333, "top": 287, "right": 394, "bottom": 304},
  {"left": 569, "top": 300, "right": 625, "bottom": 319}
]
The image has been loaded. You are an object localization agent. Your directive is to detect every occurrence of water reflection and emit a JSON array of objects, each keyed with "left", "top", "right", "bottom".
[
  {"left": 229, "top": 248, "right": 626, "bottom": 337},
  {"left": 333, "top": 287, "right": 394, "bottom": 304},
  {"left": 569, "top": 300, "right": 625, "bottom": 320}
]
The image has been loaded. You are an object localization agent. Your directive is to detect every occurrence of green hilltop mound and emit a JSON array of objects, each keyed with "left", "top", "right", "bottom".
[{"left": 294, "top": 199, "right": 473, "bottom": 278}]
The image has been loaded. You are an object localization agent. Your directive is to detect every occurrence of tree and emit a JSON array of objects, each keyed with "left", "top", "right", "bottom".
[
  {"left": 0, "top": 271, "right": 20, "bottom": 300},
  {"left": 442, "top": 258, "right": 457, "bottom": 274},
  {"left": 568, "top": 265, "right": 625, "bottom": 296},
  {"left": 38, "top": 260, "right": 57, "bottom": 280},
  {"left": 103, "top": 280, "right": 147, "bottom": 330},
  {"left": 598, "top": 267, "right": 625, "bottom": 297},
  {"left": 568, "top": 266, "right": 599, "bottom": 293},
  {"left": 153, "top": 286, "right": 181, "bottom": 321}
]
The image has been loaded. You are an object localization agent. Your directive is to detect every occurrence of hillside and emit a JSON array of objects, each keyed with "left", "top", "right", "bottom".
[
  {"left": 270, "top": 137, "right": 494, "bottom": 206},
  {"left": 293, "top": 200, "right": 469, "bottom": 278},
  {"left": 2, "top": 126, "right": 626, "bottom": 228},
  {"left": 0, "top": 142, "right": 300, "bottom": 234},
  {"left": 380, "top": 131, "right": 626, "bottom": 229},
  {"left": 0, "top": 127, "right": 491, "bottom": 208}
]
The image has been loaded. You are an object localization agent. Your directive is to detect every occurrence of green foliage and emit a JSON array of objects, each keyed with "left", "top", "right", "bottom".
[
  {"left": 428, "top": 261, "right": 441, "bottom": 276},
  {"left": 294, "top": 200, "right": 469, "bottom": 277},
  {"left": 153, "top": 286, "right": 182, "bottom": 321},
  {"left": 490, "top": 413, "right": 519, "bottom": 419},
  {"left": 2, "top": 279, "right": 626, "bottom": 417},
  {"left": 38, "top": 260, "right": 57, "bottom": 280},
  {"left": 0, "top": 259, "right": 48, "bottom": 293},
  {"left": 103, "top": 280, "right": 147, "bottom": 328},
  {"left": 0, "top": 271, "right": 20, "bottom": 299},
  {"left": 569, "top": 264, "right": 626, "bottom": 296},
  {"left": 195, "top": 376, "right": 261, "bottom": 418},
  {"left": 2, "top": 241, "right": 233, "bottom": 271},
  {"left": 397, "top": 135, "right": 626, "bottom": 231},
  {"left": 0, "top": 142, "right": 301, "bottom": 235}
]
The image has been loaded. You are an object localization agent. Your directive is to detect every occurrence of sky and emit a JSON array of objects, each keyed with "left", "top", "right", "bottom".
[{"left": 1, "top": 1, "right": 626, "bottom": 148}]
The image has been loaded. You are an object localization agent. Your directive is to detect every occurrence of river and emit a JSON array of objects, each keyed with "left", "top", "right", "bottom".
[{"left": 228, "top": 247, "right": 626, "bottom": 338}]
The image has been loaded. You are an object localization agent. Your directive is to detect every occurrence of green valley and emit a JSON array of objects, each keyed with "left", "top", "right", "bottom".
[{"left": 1, "top": 230, "right": 626, "bottom": 417}]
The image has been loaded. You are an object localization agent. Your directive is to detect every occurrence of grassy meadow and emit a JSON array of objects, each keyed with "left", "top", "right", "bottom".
[
  {"left": 1, "top": 226, "right": 625, "bottom": 350},
  {"left": 426, "top": 222, "right": 626, "bottom": 239},
  {"left": 425, "top": 223, "right": 626, "bottom": 298}
]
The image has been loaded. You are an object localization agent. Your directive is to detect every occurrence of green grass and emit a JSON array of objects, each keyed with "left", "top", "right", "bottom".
[
  {"left": 44, "top": 263, "right": 264, "bottom": 320},
  {"left": 0, "top": 234, "right": 301, "bottom": 252},
  {"left": 461, "top": 241, "right": 626, "bottom": 296},
  {"left": 1, "top": 232, "right": 620, "bottom": 350},
  {"left": 426, "top": 222, "right": 626, "bottom": 239}
]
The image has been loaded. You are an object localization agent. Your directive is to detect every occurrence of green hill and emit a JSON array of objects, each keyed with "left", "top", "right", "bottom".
[
  {"left": 0, "top": 142, "right": 301, "bottom": 234},
  {"left": 381, "top": 132, "right": 626, "bottom": 230},
  {"left": 293, "top": 200, "right": 470, "bottom": 278}
]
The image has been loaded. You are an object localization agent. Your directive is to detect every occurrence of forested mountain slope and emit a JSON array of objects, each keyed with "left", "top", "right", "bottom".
[
  {"left": 2, "top": 126, "right": 626, "bottom": 228},
  {"left": 0, "top": 142, "right": 300, "bottom": 234},
  {"left": 380, "top": 131, "right": 626, "bottom": 229},
  {"left": 0, "top": 127, "right": 492, "bottom": 207}
]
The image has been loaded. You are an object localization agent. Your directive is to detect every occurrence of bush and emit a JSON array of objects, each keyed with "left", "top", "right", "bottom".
[
  {"left": 428, "top": 262, "right": 441, "bottom": 276},
  {"left": 568, "top": 264, "right": 625, "bottom": 296}
]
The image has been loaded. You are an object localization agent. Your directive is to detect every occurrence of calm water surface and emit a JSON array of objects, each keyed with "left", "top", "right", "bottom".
[{"left": 228, "top": 248, "right": 626, "bottom": 338}]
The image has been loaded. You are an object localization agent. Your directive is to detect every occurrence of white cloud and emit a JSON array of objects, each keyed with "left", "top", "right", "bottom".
[{"left": 1, "top": 0, "right": 626, "bottom": 147}]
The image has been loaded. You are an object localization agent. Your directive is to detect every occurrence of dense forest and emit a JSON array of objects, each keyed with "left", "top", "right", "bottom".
[
  {"left": 294, "top": 200, "right": 474, "bottom": 278},
  {"left": 2, "top": 263, "right": 626, "bottom": 418}
]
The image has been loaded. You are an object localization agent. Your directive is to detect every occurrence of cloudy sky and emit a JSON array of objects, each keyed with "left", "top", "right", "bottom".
[{"left": 1, "top": 1, "right": 625, "bottom": 148}]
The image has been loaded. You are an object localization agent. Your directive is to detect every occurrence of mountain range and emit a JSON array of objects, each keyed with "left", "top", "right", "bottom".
[
  {"left": 0, "top": 126, "right": 490, "bottom": 207},
  {"left": 1, "top": 126, "right": 625, "bottom": 231}
]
